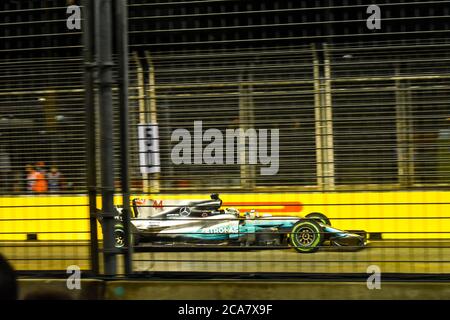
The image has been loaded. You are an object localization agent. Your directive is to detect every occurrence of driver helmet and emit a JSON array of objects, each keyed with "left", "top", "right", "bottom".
[
  {"left": 245, "top": 209, "right": 257, "bottom": 219},
  {"left": 225, "top": 207, "right": 240, "bottom": 217}
]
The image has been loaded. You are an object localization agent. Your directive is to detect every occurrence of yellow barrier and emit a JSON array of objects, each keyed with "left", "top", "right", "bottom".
[
  {"left": 0, "top": 195, "right": 91, "bottom": 241},
  {"left": 0, "top": 191, "right": 449, "bottom": 240}
]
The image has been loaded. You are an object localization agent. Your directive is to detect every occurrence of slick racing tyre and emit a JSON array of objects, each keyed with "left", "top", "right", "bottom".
[
  {"left": 290, "top": 219, "right": 324, "bottom": 253},
  {"left": 114, "top": 223, "right": 139, "bottom": 248},
  {"left": 305, "top": 212, "right": 331, "bottom": 226},
  {"left": 114, "top": 226, "right": 126, "bottom": 248}
]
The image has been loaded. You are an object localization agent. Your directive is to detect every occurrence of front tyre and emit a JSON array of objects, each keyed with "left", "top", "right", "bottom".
[
  {"left": 305, "top": 212, "right": 331, "bottom": 226},
  {"left": 290, "top": 219, "right": 324, "bottom": 253}
]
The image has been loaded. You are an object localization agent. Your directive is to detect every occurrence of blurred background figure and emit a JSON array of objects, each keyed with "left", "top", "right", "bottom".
[
  {"left": 35, "top": 161, "right": 47, "bottom": 177},
  {"left": 25, "top": 164, "right": 36, "bottom": 193},
  {"left": 26, "top": 162, "right": 48, "bottom": 193},
  {"left": 34, "top": 161, "right": 48, "bottom": 193},
  {"left": 48, "top": 166, "right": 63, "bottom": 192},
  {"left": 0, "top": 254, "right": 18, "bottom": 300}
]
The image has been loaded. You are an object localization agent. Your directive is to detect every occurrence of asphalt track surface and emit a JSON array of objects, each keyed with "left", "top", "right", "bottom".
[{"left": 1, "top": 240, "right": 450, "bottom": 274}]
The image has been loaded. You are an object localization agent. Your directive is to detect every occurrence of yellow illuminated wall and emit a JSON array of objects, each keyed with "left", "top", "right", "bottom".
[{"left": 0, "top": 191, "right": 449, "bottom": 240}]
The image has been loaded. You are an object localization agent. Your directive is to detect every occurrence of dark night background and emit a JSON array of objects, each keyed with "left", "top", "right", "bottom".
[{"left": 1, "top": 0, "right": 449, "bottom": 58}]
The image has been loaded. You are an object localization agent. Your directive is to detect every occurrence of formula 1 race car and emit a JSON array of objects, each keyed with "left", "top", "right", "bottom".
[{"left": 113, "top": 194, "right": 367, "bottom": 253}]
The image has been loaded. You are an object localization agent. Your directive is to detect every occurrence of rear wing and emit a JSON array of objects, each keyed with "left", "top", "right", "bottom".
[{"left": 130, "top": 193, "right": 223, "bottom": 218}]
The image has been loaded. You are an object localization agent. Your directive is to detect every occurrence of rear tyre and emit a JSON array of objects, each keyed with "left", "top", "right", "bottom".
[
  {"left": 114, "top": 226, "right": 125, "bottom": 249},
  {"left": 114, "top": 223, "right": 139, "bottom": 248},
  {"left": 305, "top": 212, "right": 331, "bottom": 226},
  {"left": 290, "top": 219, "right": 324, "bottom": 253}
]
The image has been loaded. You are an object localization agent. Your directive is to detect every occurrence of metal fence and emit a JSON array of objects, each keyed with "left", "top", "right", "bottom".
[
  {"left": 0, "top": 0, "right": 449, "bottom": 278},
  {"left": 127, "top": 41, "right": 450, "bottom": 276},
  {"left": 131, "top": 42, "right": 450, "bottom": 192}
]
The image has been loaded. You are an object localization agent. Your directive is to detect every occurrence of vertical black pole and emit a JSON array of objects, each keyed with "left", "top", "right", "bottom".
[
  {"left": 115, "top": 0, "right": 133, "bottom": 275},
  {"left": 96, "top": 0, "right": 117, "bottom": 276},
  {"left": 82, "top": 0, "right": 99, "bottom": 275}
]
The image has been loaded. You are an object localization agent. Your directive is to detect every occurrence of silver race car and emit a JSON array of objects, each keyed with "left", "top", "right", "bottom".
[{"left": 113, "top": 194, "right": 367, "bottom": 253}]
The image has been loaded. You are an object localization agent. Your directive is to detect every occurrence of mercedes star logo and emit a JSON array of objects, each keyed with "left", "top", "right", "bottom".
[{"left": 179, "top": 207, "right": 191, "bottom": 217}]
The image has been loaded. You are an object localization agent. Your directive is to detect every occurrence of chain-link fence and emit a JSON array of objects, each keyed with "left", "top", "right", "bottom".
[
  {"left": 0, "top": 0, "right": 449, "bottom": 277},
  {"left": 128, "top": 41, "right": 450, "bottom": 275}
]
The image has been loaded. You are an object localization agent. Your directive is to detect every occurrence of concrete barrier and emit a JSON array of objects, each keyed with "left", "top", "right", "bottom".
[
  {"left": 18, "top": 279, "right": 105, "bottom": 300},
  {"left": 18, "top": 279, "right": 450, "bottom": 300},
  {"left": 105, "top": 281, "right": 450, "bottom": 300}
]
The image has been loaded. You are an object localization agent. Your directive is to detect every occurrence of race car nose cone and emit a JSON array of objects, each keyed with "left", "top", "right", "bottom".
[{"left": 330, "top": 234, "right": 365, "bottom": 247}]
